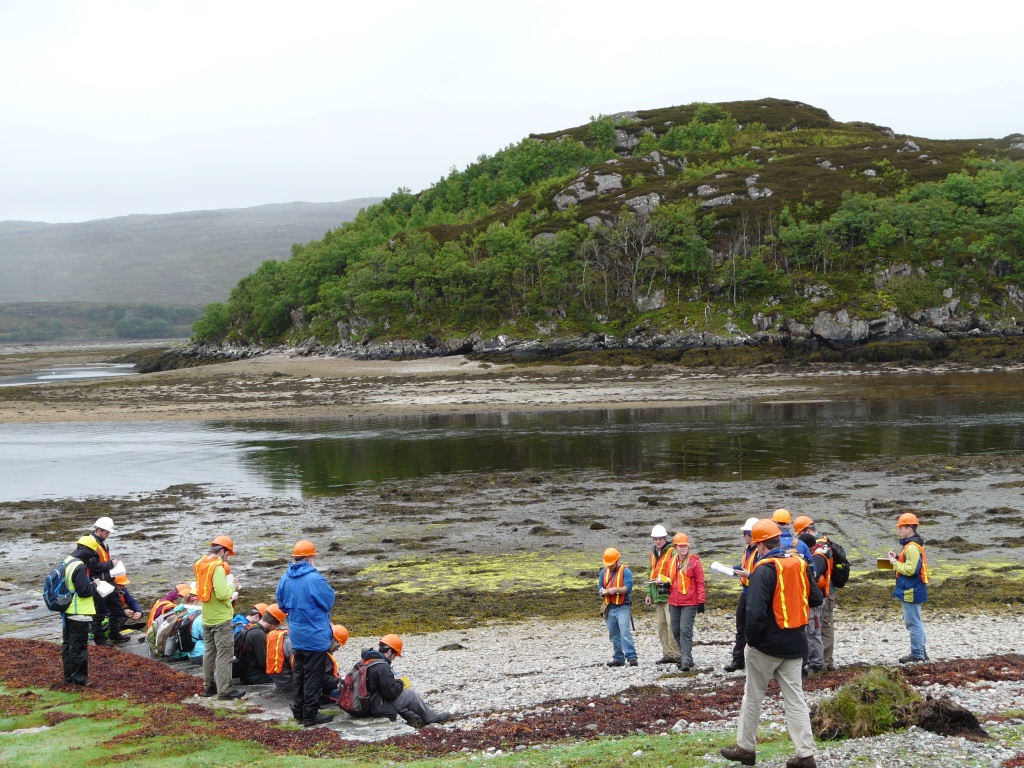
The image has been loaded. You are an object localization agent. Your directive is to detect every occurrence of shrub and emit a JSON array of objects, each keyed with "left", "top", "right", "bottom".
[{"left": 812, "top": 667, "right": 921, "bottom": 739}]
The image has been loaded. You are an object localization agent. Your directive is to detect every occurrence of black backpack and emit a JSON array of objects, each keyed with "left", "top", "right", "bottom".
[
  {"left": 176, "top": 611, "right": 200, "bottom": 652},
  {"left": 234, "top": 623, "right": 258, "bottom": 658},
  {"left": 829, "top": 539, "right": 852, "bottom": 588},
  {"left": 43, "top": 557, "right": 80, "bottom": 612}
]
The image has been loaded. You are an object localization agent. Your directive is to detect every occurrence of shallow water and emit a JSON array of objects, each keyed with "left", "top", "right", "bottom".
[
  {"left": 2, "top": 374, "right": 1023, "bottom": 501},
  {"left": 0, "top": 364, "right": 136, "bottom": 387}
]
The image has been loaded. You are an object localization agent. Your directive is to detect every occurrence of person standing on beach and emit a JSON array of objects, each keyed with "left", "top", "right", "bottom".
[
  {"left": 772, "top": 509, "right": 813, "bottom": 562},
  {"left": 668, "top": 532, "right": 705, "bottom": 671},
  {"left": 720, "top": 519, "right": 822, "bottom": 768},
  {"left": 71, "top": 516, "right": 124, "bottom": 644},
  {"left": 598, "top": 548, "right": 637, "bottom": 667},
  {"left": 725, "top": 517, "right": 760, "bottom": 672},
  {"left": 59, "top": 551, "right": 99, "bottom": 686},
  {"left": 276, "top": 539, "right": 336, "bottom": 726},
  {"left": 194, "top": 535, "right": 245, "bottom": 700},
  {"left": 644, "top": 525, "right": 680, "bottom": 665},
  {"left": 888, "top": 513, "right": 929, "bottom": 663}
]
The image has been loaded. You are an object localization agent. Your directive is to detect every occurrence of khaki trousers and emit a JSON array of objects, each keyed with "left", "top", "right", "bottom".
[
  {"left": 654, "top": 601, "right": 681, "bottom": 660},
  {"left": 203, "top": 618, "right": 234, "bottom": 695},
  {"left": 737, "top": 646, "right": 815, "bottom": 758},
  {"left": 821, "top": 592, "right": 837, "bottom": 667}
]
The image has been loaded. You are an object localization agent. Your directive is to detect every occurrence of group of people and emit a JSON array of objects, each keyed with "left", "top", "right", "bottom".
[
  {"left": 56, "top": 524, "right": 450, "bottom": 729},
  {"left": 599, "top": 509, "right": 930, "bottom": 768}
]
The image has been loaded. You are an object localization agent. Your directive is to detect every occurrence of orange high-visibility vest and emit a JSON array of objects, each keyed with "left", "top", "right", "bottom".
[
  {"left": 672, "top": 554, "right": 691, "bottom": 595},
  {"left": 147, "top": 599, "right": 176, "bottom": 631},
  {"left": 193, "top": 554, "right": 229, "bottom": 603},
  {"left": 328, "top": 654, "right": 338, "bottom": 679},
  {"left": 740, "top": 546, "right": 758, "bottom": 587},
  {"left": 812, "top": 538, "right": 834, "bottom": 596},
  {"left": 602, "top": 566, "right": 627, "bottom": 606},
  {"left": 898, "top": 541, "right": 929, "bottom": 583},
  {"left": 649, "top": 546, "right": 675, "bottom": 581},
  {"left": 753, "top": 554, "right": 810, "bottom": 629},
  {"left": 266, "top": 629, "right": 289, "bottom": 674}
]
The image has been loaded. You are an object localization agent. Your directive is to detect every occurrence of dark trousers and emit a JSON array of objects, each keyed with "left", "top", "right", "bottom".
[
  {"left": 62, "top": 616, "right": 90, "bottom": 685},
  {"left": 731, "top": 591, "right": 748, "bottom": 666},
  {"left": 292, "top": 649, "right": 329, "bottom": 723},
  {"left": 91, "top": 587, "right": 124, "bottom": 644}
]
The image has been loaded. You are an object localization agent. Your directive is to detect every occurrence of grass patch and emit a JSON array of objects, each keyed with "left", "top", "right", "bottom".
[{"left": 811, "top": 667, "right": 921, "bottom": 738}]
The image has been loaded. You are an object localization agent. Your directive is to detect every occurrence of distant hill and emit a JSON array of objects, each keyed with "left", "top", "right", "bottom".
[{"left": 0, "top": 199, "right": 382, "bottom": 305}]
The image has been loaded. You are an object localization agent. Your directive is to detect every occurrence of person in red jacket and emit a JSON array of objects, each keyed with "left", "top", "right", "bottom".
[{"left": 668, "top": 532, "right": 706, "bottom": 671}]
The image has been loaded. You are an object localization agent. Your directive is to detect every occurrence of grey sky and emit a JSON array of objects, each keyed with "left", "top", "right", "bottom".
[{"left": 2, "top": 0, "right": 1021, "bottom": 223}]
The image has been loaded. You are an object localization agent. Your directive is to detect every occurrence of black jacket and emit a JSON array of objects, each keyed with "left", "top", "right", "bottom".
[
  {"left": 233, "top": 624, "right": 272, "bottom": 684},
  {"left": 69, "top": 557, "right": 97, "bottom": 599},
  {"left": 72, "top": 535, "right": 115, "bottom": 582},
  {"left": 745, "top": 549, "right": 823, "bottom": 659},
  {"left": 360, "top": 648, "right": 405, "bottom": 718}
]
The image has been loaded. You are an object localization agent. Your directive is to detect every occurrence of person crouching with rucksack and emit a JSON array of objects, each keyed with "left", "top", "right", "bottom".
[
  {"left": 233, "top": 604, "right": 286, "bottom": 684},
  {"left": 361, "top": 634, "right": 449, "bottom": 726}
]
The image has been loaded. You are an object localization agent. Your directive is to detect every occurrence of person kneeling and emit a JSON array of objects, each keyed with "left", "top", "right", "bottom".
[{"left": 362, "top": 634, "right": 449, "bottom": 727}]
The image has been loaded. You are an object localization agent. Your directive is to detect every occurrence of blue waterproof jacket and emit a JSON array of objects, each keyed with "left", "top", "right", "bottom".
[
  {"left": 779, "top": 528, "right": 813, "bottom": 562},
  {"left": 276, "top": 560, "right": 335, "bottom": 651}
]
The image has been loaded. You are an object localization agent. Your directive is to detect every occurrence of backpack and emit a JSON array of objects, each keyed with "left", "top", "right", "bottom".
[
  {"left": 176, "top": 611, "right": 200, "bottom": 653},
  {"left": 43, "top": 557, "right": 80, "bottom": 612},
  {"left": 338, "top": 659, "right": 382, "bottom": 716},
  {"left": 828, "top": 539, "right": 851, "bottom": 588},
  {"left": 234, "top": 623, "right": 258, "bottom": 659}
]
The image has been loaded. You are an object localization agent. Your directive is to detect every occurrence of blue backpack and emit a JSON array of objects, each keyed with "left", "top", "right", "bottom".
[{"left": 43, "top": 556, "right": 80, "bottom": 612}]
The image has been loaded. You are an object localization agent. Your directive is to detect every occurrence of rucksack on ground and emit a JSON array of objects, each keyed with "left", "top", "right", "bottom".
[
  {"left": 43, "top": 556, "right": 80, "bottom": 612},
  {"left": 829, "top": 539, "right": 852, "bottom": 588},
  {"left": 338, "top": 660, "right": 380, "bottom": 716},
  {"left": 176, "top": 611, "right": 200, "bottom": 653}
]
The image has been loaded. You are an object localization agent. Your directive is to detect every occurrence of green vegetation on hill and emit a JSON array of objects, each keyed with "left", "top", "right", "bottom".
[
  {"left": 0, "top": 303, "right": 201, "bottom": 342},
  {"left": 193, "top": 99, "right": 1024, "bottom": 346}
]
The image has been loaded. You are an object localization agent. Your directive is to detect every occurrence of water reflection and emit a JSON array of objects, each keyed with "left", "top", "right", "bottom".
[
  {"left": 2, "top": 390, "right": 1023, "bottom": 502},
  {"left": 0, "top": 364, "right": 137, "bottom": 387}
]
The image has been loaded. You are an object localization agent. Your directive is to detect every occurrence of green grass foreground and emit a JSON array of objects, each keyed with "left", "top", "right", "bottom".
[{"left": 0, "top": 684, "right": 813, "bottom": 768}]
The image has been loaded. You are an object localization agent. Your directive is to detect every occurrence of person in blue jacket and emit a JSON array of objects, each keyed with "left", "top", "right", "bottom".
[
  {"left": 276, "top": 539, "right": 336, "bottom": 727},
  {"left": 773, "top": 509, "right": 813, "bottom": 561}
]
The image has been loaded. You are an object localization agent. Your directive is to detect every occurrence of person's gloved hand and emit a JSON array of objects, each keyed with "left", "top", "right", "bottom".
[{"left": 697, "top": 603, "right": 705, "bottom": 614}]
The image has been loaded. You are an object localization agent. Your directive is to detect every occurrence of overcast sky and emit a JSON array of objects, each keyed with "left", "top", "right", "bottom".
[{"left": 2, "top": 0, "right": 1022, "bottom": 223}]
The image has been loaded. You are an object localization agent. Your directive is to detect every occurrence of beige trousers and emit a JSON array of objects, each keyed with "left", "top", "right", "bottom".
[
  {"left": 736, "top": 646, "right": 816, "bottom": 758},
  {"left": 654, "top": 601, "right": 680, "bottom": 660}
]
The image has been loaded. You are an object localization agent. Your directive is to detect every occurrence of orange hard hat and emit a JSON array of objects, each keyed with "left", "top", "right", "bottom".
[
  {"left": 332, "top": 624, "right": 349, "bottom": 646},
  {"left": 211, "top": 535, "right": 235, "bottom": 556},
  {"left": 896, "top": 512, "right": 920, "bottom": 527},
  {"left": 265, "top": 604, "right": 286, "bottom": 624},
  {"left": 380, "top": 633, "right": 403, "bottom": 656},
  {"left": 602, "top": 547, "right": 620, "bottom": 566},
  {"left": 672, "top": 532, "right": 690, "bottom": 546},
  {"left": 114, "top": 575, "right": 130, "bottom": 586},
  {"left": 771, "top": 508, "right": 791, "bottom": 524},
  {"left": 292, "top": 539, "right": 317, "bottom": 558},
  {"left": 751, "top": 519, "right": 782, "bottom": 544},
  {"left": 793, "top": 516, "right": 814, "bottom": 534},
  {"left": 253, "top": 603, "right": 270, "bottom": 617},
  {"left": 175, "top": 583, "right": 191, "bottom": 597}
]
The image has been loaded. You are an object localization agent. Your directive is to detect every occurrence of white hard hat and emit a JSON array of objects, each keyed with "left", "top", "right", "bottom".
[
  {"left": 742, "top": 517, "right": 759, "bottom": 533},
  {"left": 93, "top": 516, "right": 115, "bottom": 533},
  {"left": 650, "top": 524, "right": 668, "bottom": 538}
]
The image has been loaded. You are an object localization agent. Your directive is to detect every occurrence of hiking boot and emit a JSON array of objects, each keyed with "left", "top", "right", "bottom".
[
  {"left": 678, "top": 662, "right": 693, "bottom": 671},
  {"left": 825, "top": 663, "right": 836, "bottom": 672},
  {"left": 202, "top": 687, "right": 217, "bottom": 698},
  {"left": 628, "top": 658, "right": 638, "bottom": 667},
  {"left": 786, "top": 756, "right": 817, "bottom": 768},
  {"left": 428, "top": 712, "right": 451, "bottom": 725},
  {"left": 720, "top": 745, "right": 756, "bottom": 765},
  {"left": 302, "top": 713, "right": 334, "bottom": 727},
  {"left": 607, "top": 660, "right": 625, "bottom": 667},
  {"left": 109, "top": 633, "right": 129, "bottom": 644},
  {"left": 655, "top": 656, "right": 678, "bottom": 664},
  {"left": 723, "top": 661, "right": 744, "bottom": 672},
  {"left": 216, "top": 689, "right": 246, "bottom": 700},
  {"left": 898, "top": 654, "right": 926, "bottom": 664}
]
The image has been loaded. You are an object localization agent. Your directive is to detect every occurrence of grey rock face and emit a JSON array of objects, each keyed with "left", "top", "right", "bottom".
[
  {"left": 863, "top": 169, "right": 878, "bottom": 177},
  {"left": 594, "top": 174, "right": 624, "bottom": 194},
  {"left": 1008, "top": 284, "right": 1024, "bottom": 310},
  {"left": 813, "top": 309, "right": 870, "bottom": 343},
  {"left": 533, "top": 232, "right": 556, "bottom": 244},
  {"left": 702, "top": 193, "right": 738, "bottom": 208},
  {"left": 1011, "top": 141, "right": 1024, "bottom": 151},
  {"left": 817, "top": 160, "right": 834, "bottom": 170},
  {"left": 802, "top": 284, "right": 834, "bottom": 301},
  {"left": 873, "top": 263, "right": 916, "bottom": 289},
  {"left": 745, "top": 175, "right": 760, "bottom": 187},
  {"left": 696, "top": 184, "right": 719, "bottom": 197},
  {"left": 751, "top": 312, "right": 779, "bottom": 331},
  {"left": 747, "top": 187, "right": 773, "bottom": 200},
  {"left": 583, "top": 216, "right": 605, "bottom": 231},
  {"left": 897, "top": 139, "right": 921, "bottom": 153},
  {"left": 625, "top": 193, "right": 662, "bottom": 215},
  {"left": 636, "top": 289, "right": 667, "bottom": 312},
  {"left": 614, "top": 129, "right": 638, "bottom": 151}
]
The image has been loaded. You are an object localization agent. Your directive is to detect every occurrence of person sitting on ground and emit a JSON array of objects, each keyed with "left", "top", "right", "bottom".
[
  {"left": 264, "top": 606, "right": 294, "bottom": 692},
  {"left": 186, "top": 605, "right": 205, "bottom": 665},
  {"left": 148, "top": 584, "right": 190, "bottom": 631},
  {"left": 320, "top": 623, "right": 349, "bottom": 705},
  {"left": 114, "top": 574, "right": 144, "bottom": 629},
  {"left": 360, "top": 634, "right": 450, "bottom": 726},
  {"left": 233, "top": 603, "right": 286, "bottom": 684}
]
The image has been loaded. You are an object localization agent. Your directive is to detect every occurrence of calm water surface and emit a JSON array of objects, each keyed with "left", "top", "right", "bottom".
[{"left": 2, "top": 370, "right": 1023, "bottom": 501}]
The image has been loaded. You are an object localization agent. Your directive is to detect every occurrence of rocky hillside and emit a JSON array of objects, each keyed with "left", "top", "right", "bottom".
[
  {"left": 0, "top": 199, "right": 381, "bottom": 305},
  {"left": 192, "top": 99, "right": 1024, "bottom": 356}
]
